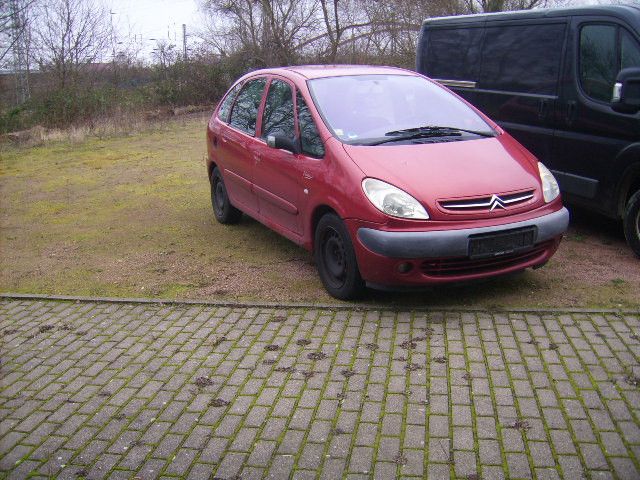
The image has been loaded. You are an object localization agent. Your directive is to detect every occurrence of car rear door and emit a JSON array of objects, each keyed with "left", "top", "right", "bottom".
[{"left": 220, "top": 77, "right": 267, "bottom": 215}]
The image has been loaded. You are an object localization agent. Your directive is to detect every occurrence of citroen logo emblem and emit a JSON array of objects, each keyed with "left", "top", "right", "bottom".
[{"left": 489, "top": 194, "right": 507, "bottom": 211}]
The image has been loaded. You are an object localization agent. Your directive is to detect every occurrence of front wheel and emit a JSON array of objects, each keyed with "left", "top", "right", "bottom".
[
  {"left": 314, "top": 213, "right": 365, "bottom": 300},
  {"left": 623, "top": 190, "right": 640, "bottom": 258},
  {"left": 211, "top": 167, "right": 242, "bottom": 224}
]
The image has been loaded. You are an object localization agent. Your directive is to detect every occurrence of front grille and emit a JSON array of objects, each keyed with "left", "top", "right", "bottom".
[
  {"left": 439, "top": 190, "right": 535, "bottom": 213},
  {"left": 420, "top": 241, "right": 552, "bottom": 277}
]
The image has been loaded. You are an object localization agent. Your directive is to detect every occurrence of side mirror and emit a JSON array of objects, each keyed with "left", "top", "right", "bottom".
[
  {"left": 612, "top": 67, "right": 640, "bottom": 114},
  {"left": 266, "top": 135, "right": 300, "bottom": 154}
]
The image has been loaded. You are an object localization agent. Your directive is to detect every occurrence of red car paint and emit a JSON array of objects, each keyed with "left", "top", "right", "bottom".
[{"left": 206, "top": 65, "right": 568, "bottom": 296}]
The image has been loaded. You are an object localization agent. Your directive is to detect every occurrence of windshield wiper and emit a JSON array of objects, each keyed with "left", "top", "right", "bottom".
[
  {"left": 385, "top": 125, "right": 496, "bottom": 138},
  {"left": 355, "top": 125, "right": 496, "bottom": 146}
]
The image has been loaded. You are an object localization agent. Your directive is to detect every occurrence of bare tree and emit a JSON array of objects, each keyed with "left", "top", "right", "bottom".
[
  {"left": 32, "top": 0, "right": 111, "bottom": 89},
  {"left": 314, "top": 0, "right": 369, "bottom": 62},
  {"left": 201, "top": 0, "right": 319, "bottom": 66},
  {"left": 0, "top": 0, "right": 37, "bottom": 66},
  {"left": 152, "top": 39, "right": 178, "bottom": 73}
]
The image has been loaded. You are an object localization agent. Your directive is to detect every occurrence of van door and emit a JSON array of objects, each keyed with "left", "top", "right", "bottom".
[
  {"left": 419, "top": 25, "right": 484, "bottom": 106},
  {"left": 551, "top": 17, "right": 640, "bottom": 214},
  {"left": 473, "top": 21, "right": 567, "bottom": 164}
]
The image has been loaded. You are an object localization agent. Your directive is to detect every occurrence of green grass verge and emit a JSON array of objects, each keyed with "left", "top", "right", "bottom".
[{"left": 1, "top": 115, "right": 638, "bottom": 309}]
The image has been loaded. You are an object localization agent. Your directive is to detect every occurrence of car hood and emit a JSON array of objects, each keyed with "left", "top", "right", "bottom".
[{"left": 342, "top": 136, "right": 543, "bottom": 219}]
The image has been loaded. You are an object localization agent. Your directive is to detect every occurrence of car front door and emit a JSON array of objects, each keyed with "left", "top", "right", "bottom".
[
  {"left": 221, "top": 77, "right": 267, "bottom": 215},
  {"left": 253, "top": 77, "right": 305, "bottom": 236}
]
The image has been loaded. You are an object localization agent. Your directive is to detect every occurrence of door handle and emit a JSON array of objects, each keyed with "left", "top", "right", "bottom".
[
  {"left": 565, "top": 101, "right": 577, "bottom": 125},
  {"left": 253, "top": 153, "right": 261, "bottom": 163},
  {"left": 538, "top": 99, "right": 549, "bottom": 120}
]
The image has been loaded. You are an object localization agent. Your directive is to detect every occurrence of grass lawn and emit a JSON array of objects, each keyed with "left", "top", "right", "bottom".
[{"left": 1, "top": 114, "right": 639, "bottom": 309}]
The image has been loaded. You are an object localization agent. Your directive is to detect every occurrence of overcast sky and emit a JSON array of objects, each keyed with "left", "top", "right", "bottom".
[{"left": 109, "top": 0, "right": 206, "bottom": 59}]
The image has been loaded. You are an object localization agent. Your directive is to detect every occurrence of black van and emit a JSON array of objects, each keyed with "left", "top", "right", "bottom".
[{"left": 416, "top": 5, "right": 640, "bottom": 256}]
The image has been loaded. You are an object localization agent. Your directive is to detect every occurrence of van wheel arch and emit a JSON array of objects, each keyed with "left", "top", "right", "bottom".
[
  {"left": 617, "top": 163, "right": 640, "bottom": 257},
  {"left": 616, "top": 163, "right": 640, "bottom": 218},
  {"left": 623, "top": 190, "right": 640, "bottom": 257}
]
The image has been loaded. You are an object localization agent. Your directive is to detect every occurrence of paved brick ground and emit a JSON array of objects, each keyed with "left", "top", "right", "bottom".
[{"left": 1, "top": 299, "right": 639, "bottom": 479}]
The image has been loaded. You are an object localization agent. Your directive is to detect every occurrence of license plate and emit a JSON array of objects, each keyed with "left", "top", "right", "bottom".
[{"left": 468, "top": 227, "right": 536, "bottom": 259}]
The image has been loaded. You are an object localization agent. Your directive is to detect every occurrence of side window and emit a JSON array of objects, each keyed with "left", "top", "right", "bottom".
[
  {"left": 621, "top": 29, "right": 640, "bottom": 70},
  {"left": 217, "top": 83, "right": 242, "bottom": 123},
  {"left": 297, "top": 92, "right": 324, "bottom": 158},
  {"left": 262, "top": 79, "right": 295, "bottom": 139},
  {"left": 479, "top": 23, "right": 565, "bottom": 95},
  {"left": 580, "top": 25, "right": 617, "bottom": 102},
  {"left": 229, "top": 78, "right": 266, "bottom": 135},
  {"left": 424, "top": 27, "right": 483, "bottom": 80}
]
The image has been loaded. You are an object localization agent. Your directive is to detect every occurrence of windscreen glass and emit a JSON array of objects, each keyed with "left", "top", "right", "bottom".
[{"left": 307, "top": 74, "right": 493, "bottom": 145}]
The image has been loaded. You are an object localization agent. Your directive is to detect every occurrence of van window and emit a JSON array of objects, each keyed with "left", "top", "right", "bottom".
[
  {"left": 479, "top": 24, "right": 565, "bottom": 95},
  {"left": 229, "top": 78, "right": 266, "bottom": 135},
  {"left": 262, "top": 79, "right": 294, "bottom": 139},
  {"left": 621, "top": 29, "right": 640, "bottom": 70},
  {"left": 425, "top": 28, "right": 483, "bottom": 80},
  {"left": 580, "top": 25, "right": 617, "bottom": 102}
]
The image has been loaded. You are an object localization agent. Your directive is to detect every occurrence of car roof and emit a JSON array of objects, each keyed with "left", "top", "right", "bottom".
[{"left": 246, "top": 65, "right": 416, "bottom": 80}]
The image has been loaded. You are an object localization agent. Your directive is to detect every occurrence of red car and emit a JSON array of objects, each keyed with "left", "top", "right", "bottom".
[{"left": 206, "top": 65, "right": 569, "bottom": 299}]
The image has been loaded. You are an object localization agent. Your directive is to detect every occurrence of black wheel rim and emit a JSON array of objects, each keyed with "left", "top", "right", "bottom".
[
  {"left": 322, "top": 228, "right": 347, "bottom": 288},
  {"left": 213, "top": 178, "right": 225, "bottom": 216}
]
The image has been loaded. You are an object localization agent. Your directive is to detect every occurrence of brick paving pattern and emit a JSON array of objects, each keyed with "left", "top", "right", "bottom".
[{"left": 0, "top": 298, "right": 639, "bottom": 479}]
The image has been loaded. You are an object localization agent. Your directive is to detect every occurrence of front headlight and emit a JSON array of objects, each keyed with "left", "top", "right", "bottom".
[
  {"left": 362, "top": 178, "right": 429, "bottom": 219},
  {"left": 538, "top": 162, "right": 560, "bottom": 203}
]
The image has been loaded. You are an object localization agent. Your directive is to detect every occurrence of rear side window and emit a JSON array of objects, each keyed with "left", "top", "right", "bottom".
[
  {"left": 297, "top": 92, "right": 324, "bottom": 158},
  {"left": 479, "top": 23, "right": 565, "bottom": 95},
  {"left": 229, "top": 78, "right": 266, "bottom": 135},
  {"left": 217, "top": 83, "right": 242, "bottom": 123},
  {"left": 262, "top": 79, "right": 295, "bottom": 139},
  {"left": 424, "top": 27, "right": 483, "bottom": 80}
]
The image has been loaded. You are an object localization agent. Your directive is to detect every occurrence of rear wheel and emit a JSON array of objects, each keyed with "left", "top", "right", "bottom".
[
  {"left": 314, "top": 213, "right": 365, "bottom": 300},
  {"left": 211, "top": 167, "right": 242, "bottom": 224},
  {"left": 623, "top": 189, "right": 640, "bottom": 258}
]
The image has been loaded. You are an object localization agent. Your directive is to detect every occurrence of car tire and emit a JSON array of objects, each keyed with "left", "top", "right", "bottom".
[
  {"left": 314, "top": 213, "right": 365, "bottom": 300},
  {"left": 623, "top": 189, "right": 640, "bottom": 258},
  {"left": 211, "top": 167, "right": 242, "bottom": 224}
]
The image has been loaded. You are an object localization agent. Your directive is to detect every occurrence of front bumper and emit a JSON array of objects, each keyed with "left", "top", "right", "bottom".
[
  {"left": 349, "top": 207, "right": 569, "bottom": 287},
  {"left": 357, "top": 207, "right": 569, "bottom": 259}
]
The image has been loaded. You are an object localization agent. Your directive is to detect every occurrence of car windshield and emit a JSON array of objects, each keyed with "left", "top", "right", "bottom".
[{"left": 307, "top": 74, "right": 494, "bottom": 145}]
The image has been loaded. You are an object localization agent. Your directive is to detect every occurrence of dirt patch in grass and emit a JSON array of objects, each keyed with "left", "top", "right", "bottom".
[{"left": 1, "top": 115, "right": 638, "bottom": 309}]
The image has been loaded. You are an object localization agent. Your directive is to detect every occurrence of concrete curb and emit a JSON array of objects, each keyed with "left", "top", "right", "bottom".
[{"left": 1, "top": 292, "right": 638, "bottom": 315}]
